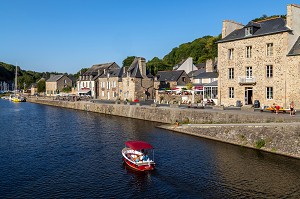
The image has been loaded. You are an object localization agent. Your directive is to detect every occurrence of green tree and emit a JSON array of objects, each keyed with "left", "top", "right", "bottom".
[
  {"left": 122, "top": 56, "right": 136, "bottom": 69},
  {"left": 74, "top": 68, "right": 89, "bottom": 80},
  {"left": 147, "top": 57, "right": 171, "bottom": 75},
  {"left": 186, "top": 82, "right": 193, "bottom": 90},
  {"left": 62, "top": 86, "right": 72, "bottom": 93},
  {"left": 162, "top": 35, "right": 221, "bottom": 66},
  {"left": 37, "top": 79, "right": 46, "bottom": 93}
]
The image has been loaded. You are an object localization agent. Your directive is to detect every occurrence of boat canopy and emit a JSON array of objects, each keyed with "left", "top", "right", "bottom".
[{"left": 125, "top": 141, "right": 153, "bottom": 150}]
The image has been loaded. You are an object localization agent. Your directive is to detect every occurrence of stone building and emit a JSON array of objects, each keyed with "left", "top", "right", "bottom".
[
  {"left": 217, "top": 4, "right": 300, "bottom": 108},
  {"left": 154, "top": 70, "right": 190, "bottom": 90},
  {"left": 77, "top": 62, "right": 119, "bottom": 97},
  {"left": 96, "top": 67, "right": 123, "bottom": 100},
  {"left": 121, "top": 57, "right": 154, "bottom": 101},
  {"left": 46, "top": 75, "right": 72, "bottom": 96}
]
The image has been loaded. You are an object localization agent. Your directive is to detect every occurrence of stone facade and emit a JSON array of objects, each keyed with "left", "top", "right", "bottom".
[
  {"left": 97, "top": 70, "right": 122, "bottom": 100},
  {"left": 90, "top": 57, "right": 154, "bottom": 101},
  {"left": 46, "top": 75, "right": 72, "bottom": 96},
  {"left": 77, "top": 62, "right": 120, "bottom": 98},
  {"left": 218, "top": 4, "right": 300, "bottom": 108}
]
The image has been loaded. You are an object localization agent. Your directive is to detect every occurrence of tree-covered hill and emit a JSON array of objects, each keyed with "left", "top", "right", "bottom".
[
  {"left": 124, "top": 34, "right": 222, "bottom": 75},
  {"left": 162, "top": 35, "right": 221, "bottom": 67},
  {"left": 0, "top": 62, "right": 77, "bottom": 89}
]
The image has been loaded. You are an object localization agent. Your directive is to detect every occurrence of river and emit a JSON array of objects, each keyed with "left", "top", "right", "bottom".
[{"left": 0, "top": 99, "right": 299, "bottom": 198}]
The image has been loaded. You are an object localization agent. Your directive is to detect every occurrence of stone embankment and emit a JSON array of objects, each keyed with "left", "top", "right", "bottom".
[{"left": 27, "top": 98, "right": 300, "bottom": 159}]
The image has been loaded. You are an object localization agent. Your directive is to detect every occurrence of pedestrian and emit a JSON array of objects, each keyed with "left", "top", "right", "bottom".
[
  {"left": 290, "top": 101, "right": 295, "bottom": 116},
  {"left": 273, "top": 103, "right": 280, "bottom": 114}
]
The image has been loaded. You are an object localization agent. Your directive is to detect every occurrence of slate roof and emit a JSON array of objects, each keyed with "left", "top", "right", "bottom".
[
  {"left": 155, "top": 70, "right": 185, "bottom": 82},
  {"left": 173, "top": 59, "right": 186, "bottom": 70},
  {"left": 193, "top": 72, "right": 218, "bottom": 79},
  {"left": 205, "top": 80, "right": 218, "bottom": 86},
  {"left": 195, "top": 63, "right": 206, "bottom": 70},
  {"left": 126, "top": 58, "right": 142, "bottom": 78},
  {"left": 46, "top": 75, "right": 64, "bottom": 82},
  {"left": 188, "top": 69, "right": 205, "bottom": 78},
  {"left": 98, "top": 67, "right": 123, "bottom": 78},
  {"left": 84, "top": 62, "right": 118, "bottom": 76},
  {"left": 218, "top": 17, "right": 291, "bottom": 43},
  {"left": 288, "top": 36, "right": 300, "bottom": 56},
  {"left": 125, "top": 57, "right": 153, "bottom": 78}
]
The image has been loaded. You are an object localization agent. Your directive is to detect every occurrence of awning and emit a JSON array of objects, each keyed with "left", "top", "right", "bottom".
[
  {"left": 125, "top": 141, "right": 153, "bottom": 150},
  {"left": 194, "top": 86, "right": 204, "bottom": 90},
  {"left": 78, "top": 89, "right": 91, "bottom": 94}
]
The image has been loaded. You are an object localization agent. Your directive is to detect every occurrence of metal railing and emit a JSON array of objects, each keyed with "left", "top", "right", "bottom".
[{"left": 238, "top": 76, "right": 256, "bottom": 85}]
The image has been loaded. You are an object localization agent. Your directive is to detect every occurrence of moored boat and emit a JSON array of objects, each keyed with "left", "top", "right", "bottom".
[{"left": 122, "top": 141, "right": 156, "bottom": 171}]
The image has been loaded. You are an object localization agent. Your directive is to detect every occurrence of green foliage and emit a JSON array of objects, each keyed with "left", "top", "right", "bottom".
[
  {"left": 162, "top": 35, "right": 221, "bottom": 66},
  {"left": 122, "top": 56, "right": 136, "bottom": 68},
  {"left": 62, "top": 86, "right": 72, "bottom": 93},
  {"left": 255, "top": 139, "right": 266, "bottom": 149},
  {"left": 37, "top": 79, "right": 46, "bottom": 93},
  {"left": 252, "top": 14, "right": 286, "bottom": 22},
  {"left": 186, "top": 82, "right": 193, "bottom": 90},
  {"left": 147, "top": 57, "right": 172, "bottom": 75},
  {"left": 73, "top": 68, "right": 89, "bottom": 80}
]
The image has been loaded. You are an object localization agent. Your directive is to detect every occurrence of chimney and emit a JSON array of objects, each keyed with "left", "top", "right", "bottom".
[
  {"left": 98, "top": 69, "right": 100, "bottom": 75},
  {"left": 104, "top": 69, "right": 106, "bottom": 74},
  {"left": 205, "top": 59, "right": 213, "bottom": 72},
  {"left": 138, "top": 57, "right": 147, "bottom": 77},
  {"left": 222, "top": 20, "right": 243, "bottom": 38},
  {"left": 287, "top": 4, "right": 300, "bottom": 52}
]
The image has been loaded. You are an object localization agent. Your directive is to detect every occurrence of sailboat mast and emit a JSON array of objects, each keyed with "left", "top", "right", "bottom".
[{"left": 15, "top": 64, "right": 18, "bottom": 93}]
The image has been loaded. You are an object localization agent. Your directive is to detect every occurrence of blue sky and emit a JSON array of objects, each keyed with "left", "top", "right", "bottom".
[{"left": 0, "top": 0, "right": 297, "bottom": 73}]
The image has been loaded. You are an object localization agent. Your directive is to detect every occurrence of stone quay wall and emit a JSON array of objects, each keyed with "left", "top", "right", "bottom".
[
  {"left": 27, "top": 98, "right": 300, "bottom": 159},
  {"left": 159, "top": 123, "right": 300, "bottom": 159}
]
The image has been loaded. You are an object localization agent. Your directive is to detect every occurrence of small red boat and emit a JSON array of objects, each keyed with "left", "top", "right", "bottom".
[{"left": 122, "top": 141, "right": 156, "bottom": 171}]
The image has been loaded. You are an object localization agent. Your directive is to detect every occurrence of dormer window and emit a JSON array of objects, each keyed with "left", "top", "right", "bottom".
[{"left": 245, "top": 27, "right": 252, "bottom": 36}]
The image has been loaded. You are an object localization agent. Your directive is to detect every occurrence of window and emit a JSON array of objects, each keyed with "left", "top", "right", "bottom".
[
  {"left": 228, "top": 49, "right": 234, "bottom": 60},
  {"left": 246, "top": 67, "right": 252, "bottom": 78},
  {"left": 229, "top": 87, "right": 234, "bottom": 98},
  {"left": 266, "top": 43, "right": 273, "bottom": 56},
  {"left": 101, "top": 82, "right": 104, "bottom": 88},
  {"left": 113, "top": 92, "right": 117, "bottom": 98},
  {"left": 113, "top": 81, "right": 116, "bottom": 88},
  {"left": 102, "top": 91, "right": 105, "bottom": 97},
  {"left": 228, "top": 68, "right": 234, "bottom": 79},
  {"left": 266, "top": 87, "right": 273, "bottom": 99},
  {"left": 182, "top": 77, "right": 186, "bottom": 82},
  {"left": 245, "top": 27, "right": 252, "bottom": 36},
  {"left": 107, "top": 82, "right": 110, "bottom": 89},
  {"left": 266, "top": 65, "right": 273, "bottom": 78},
  {"left": 246, "top": 46, "right": 252, "bottom": 58}
]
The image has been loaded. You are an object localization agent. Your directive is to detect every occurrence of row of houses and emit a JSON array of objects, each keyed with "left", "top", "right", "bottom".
[{"left": 44, "top": 3, "right": 300, "bottom": 108}]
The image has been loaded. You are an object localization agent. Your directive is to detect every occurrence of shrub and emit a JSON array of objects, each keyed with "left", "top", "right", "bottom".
[{"left": 255, "top": 139, "right": 266, "bottom": 149}]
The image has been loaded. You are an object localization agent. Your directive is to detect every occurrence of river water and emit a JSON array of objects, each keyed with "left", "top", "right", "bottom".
[{"left": 0, "top": 99, "right": 299, "bottom": 198}]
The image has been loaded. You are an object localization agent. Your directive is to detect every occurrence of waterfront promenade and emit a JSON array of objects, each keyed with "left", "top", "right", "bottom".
[{"left": 27, "top": 97, "right": 300, "bottom": 159}]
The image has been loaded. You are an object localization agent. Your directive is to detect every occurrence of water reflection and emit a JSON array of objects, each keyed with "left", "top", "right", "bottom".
[{"left": 0, "top": 99, "right": 299, "bottom": 198}]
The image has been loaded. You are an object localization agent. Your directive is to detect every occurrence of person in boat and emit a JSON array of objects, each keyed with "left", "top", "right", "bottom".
[{"left": 143, "top": 152, "right": 149, "bottom": 161}]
